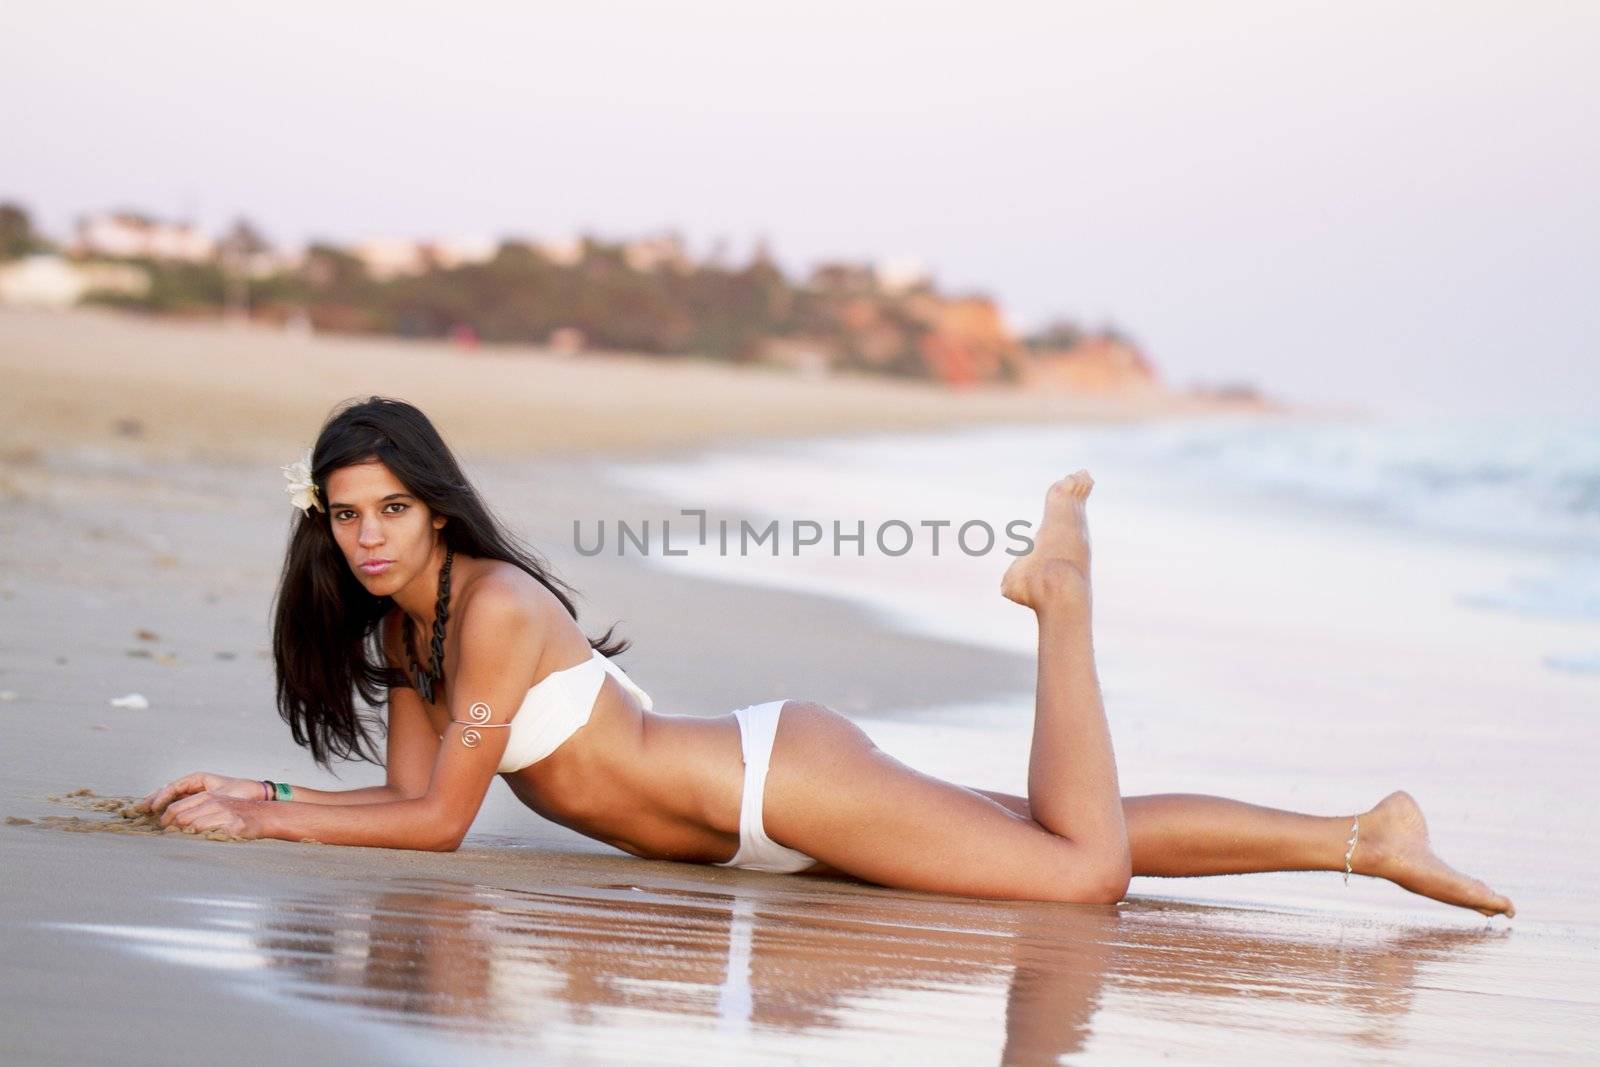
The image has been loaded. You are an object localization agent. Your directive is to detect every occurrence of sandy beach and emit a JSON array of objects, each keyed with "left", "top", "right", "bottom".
[
  {"left": 2, "top": 308, "right": 1596, "bottom": 1064},
  {"left": 0, "top": 307, "right": 1261, "bottom": 466}
]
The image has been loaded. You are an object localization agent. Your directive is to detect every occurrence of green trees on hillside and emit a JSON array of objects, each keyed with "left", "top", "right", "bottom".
[{"left": 0, "top": 203, "right": 50, "bottom": 259}]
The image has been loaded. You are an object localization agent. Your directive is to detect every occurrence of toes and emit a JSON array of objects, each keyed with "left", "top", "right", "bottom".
[
  {"left": 1047, "top": 470, "right": 1095, "bottom": 504},
  {"left": 1486, "top": 887, "right": 1514, "bottom": 917}
]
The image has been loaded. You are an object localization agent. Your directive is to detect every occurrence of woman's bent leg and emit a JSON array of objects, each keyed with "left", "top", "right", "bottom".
[
  {"left": 1002, "top": 471, "right": 1130, "bottom": 884},
  {"left": 761, "top": 471, "right": 1131, "bottom": 904},
  {"left": 761, "top": 704, "right": 1127, "bottom": 904}
]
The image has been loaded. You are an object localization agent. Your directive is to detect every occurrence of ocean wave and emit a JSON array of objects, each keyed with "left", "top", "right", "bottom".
[{"left": 1118, "top": 414, "right": 1600, "bottom": 554}]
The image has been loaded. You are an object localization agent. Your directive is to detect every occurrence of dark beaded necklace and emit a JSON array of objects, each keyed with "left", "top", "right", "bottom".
[{"left": 404, "top": 544, "right": 454, "bottom": 704}]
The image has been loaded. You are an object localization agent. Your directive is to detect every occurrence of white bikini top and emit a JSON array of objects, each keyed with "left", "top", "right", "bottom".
[{"left": 490, "top": 649, "right": 653, "bottom": 774}]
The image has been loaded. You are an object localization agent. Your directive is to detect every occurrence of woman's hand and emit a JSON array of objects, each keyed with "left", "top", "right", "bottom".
[
  {"left": 140, "top": 772, "right": 266, "bottom": 815},
  {"left": 158, "top": 791, "right": 265, "bottom": 839}
]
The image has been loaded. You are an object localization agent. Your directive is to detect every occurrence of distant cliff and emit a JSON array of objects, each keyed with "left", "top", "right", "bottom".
[{"left": 1, "top": 199, "right": 1268, "bottom": 402}]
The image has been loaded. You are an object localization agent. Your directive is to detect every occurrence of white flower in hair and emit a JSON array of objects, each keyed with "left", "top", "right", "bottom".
[{"left": 281, "top": 451, "right": 323, "bottom": 513}]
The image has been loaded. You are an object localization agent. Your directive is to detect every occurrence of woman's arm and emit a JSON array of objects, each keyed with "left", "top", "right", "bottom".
[
  {"left": 270, "top": 783, "right": 407, "bottom": 804},
  {"left": 160, "top": 581, "right": 545, "bottom": 851},
  {"left": 142, "top": 610, "right": 441, "bottom": 813},
  {"left": 139, "top": 772, "right": 403, "bottom": 812},
  {"left": 255, "top": 629, "right": 448, "bottom": 807}
]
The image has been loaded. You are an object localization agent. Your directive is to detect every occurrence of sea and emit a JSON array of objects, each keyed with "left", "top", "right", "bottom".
[{"left": 599, "top": 412, "right": 1600, "bottom": 674}]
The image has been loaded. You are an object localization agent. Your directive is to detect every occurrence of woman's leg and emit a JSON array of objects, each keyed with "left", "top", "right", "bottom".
[
  {"left": 762, "top": 471, "right": 1131, "bottom": 905},
  {"left": 1003, "top": 472, "right": 1129, "bottom": 875},
  {"left": 1128, "top": 793, "right": 1364, "bottom": 876},
  {"left": 972, "top": 789, "right": 1515, "bottom": 917}
]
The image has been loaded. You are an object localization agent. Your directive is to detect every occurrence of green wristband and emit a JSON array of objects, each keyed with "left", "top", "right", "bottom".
[{"left": 272, "top": 781, "right": 293, "bottom": 802}]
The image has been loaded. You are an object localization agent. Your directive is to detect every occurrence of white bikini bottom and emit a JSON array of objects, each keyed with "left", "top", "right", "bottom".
[{"left": 715, "top": 700, "right": 819, "bottom": 875}]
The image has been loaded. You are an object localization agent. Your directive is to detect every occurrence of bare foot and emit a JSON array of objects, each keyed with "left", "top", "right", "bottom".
[
  {"left": 1001, "top": 470, "right": 1094, "bottom": 610},
  {"left": 1355, "top": 791, "right": 1516, "bottom": 918}
]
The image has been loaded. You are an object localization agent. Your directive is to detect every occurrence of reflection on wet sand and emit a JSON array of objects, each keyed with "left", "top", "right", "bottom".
[{"left": 64, "top": 876, "right": 1508, "bottom": 1063}]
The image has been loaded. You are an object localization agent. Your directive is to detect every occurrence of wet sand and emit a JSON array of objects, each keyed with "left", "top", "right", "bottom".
[
  {"left": 28, "top": 867, "right": 1530, "bottom": 1064},
  {"left": 2, "top": 312, "right": 1595, "bottom": 1063}
]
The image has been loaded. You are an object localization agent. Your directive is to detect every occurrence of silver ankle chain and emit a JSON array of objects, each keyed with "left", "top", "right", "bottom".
[{"left": 1343, "top": 816, "right": 1360, "bottom": 885}]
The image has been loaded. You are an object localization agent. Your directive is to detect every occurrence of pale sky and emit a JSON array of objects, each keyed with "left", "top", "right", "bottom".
[{"left": 4, "top": 2, "right": 1596, "bottom": 416}]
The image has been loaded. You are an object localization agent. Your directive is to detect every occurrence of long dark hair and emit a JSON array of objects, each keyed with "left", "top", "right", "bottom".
[{"left": 271, "top": 396, "right": 629, "bottom": 768}]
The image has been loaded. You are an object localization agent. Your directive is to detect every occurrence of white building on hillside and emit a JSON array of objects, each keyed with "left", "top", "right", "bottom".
[
  {"left": 351, "top": 237, "right": 428, "bottom": 280},
  {"left": 624, "top": 232, "right": 692, "bottom": 273},
  {"left": 74, "top": 213, "right": 215, "bottom": 261},
  {"left": 0, "top": 255, "right": 150, "bottom": 308},
  {"left": 536, "top": 235, "right": 584, "bottom": 266},
  {"left": 430, "top": 236, "right": 498, "bottom": 269}
]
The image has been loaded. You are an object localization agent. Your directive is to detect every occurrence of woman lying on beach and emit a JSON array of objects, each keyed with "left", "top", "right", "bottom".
[{"left": 142, "top": 397, "right": 1515, "bottom": 918}]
